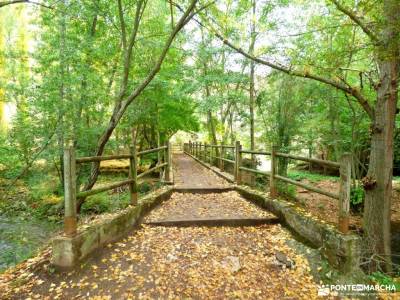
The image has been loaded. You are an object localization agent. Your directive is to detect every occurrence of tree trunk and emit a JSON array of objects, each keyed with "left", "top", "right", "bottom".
[
  {"left": 363, "top": 0, "right": 399, "bottom": 272},
  {"left": 57, "top": 1, "right": 66, "bottom": 186},
  {"left": 363, "top": 62, "right": 398, "bottom": 272},
  {"left": 249, "top": 0, "right": 256, "bottom": 184}
]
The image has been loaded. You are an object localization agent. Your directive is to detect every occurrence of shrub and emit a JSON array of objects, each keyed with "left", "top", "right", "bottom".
[
  {"left": 277, "top": 181, "right": 296, "bottom": 199},
  {"left": 350, "top": 185, "right": 365, "bottom": 213}
]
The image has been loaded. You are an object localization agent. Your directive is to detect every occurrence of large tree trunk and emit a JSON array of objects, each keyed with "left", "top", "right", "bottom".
[
  {"left": 363, "top": 0, "right": 399, "bottom": 272},
  {"left": 363, "top": 62, "right": 398, "bottom": 272},
  {"left": 249, "top": 0, "right": 256, "bottom": 184}
]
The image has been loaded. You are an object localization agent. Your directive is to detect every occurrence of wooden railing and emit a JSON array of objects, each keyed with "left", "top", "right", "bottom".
[
  {"left": 184, "top": 141, "right": 351, "bottom": 234},
  {"left": 63, "top": 143, "right": 172, "bottom": 236}
]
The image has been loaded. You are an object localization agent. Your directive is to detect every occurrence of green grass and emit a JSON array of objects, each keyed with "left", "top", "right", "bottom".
[
  {"left": 369, "top": 272, "right": 400, "bottom": 293},
  {"left": 287, "top": 170, "right": 339, "bottom": 183}
]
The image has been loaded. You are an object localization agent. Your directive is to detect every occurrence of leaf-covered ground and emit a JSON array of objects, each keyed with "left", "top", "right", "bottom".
[
  {"left": 145, "top": 191, "right": 275, "bottom": 222},
  {"left": 173, "top": 154, "right": 230, "bottom": 188},
  {"left": 0, "top": 223, "right": 319, "bottom": 299}
]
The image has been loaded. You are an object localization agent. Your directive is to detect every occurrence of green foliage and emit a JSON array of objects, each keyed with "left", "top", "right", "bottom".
[
  {"left": 276, "top": 181, "right": 296, "bottom": 199},
  {"left": 138, "top": 182, "right": 152, "bottom": 194},
  {"left": 81, "top": 192, "right": 131, "bottom": 215},
  {"left": 369, "top": 272, "right": 400, "bottom": 292},
  {"left": 350, "top": 185, "right": 365, "bottom": 213},
  {"left": 287, "top": 170, "right": 338, "bottom": 183}
]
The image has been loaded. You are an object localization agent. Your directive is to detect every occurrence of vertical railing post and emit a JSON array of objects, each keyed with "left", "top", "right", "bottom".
[
  {"left": 64, "top": 146, "right": 77, "bottom": 236},
  {"left": 199, "top": 142, "right": 202, "bottom": 161},
  {"left": 339, "top": 153, "right": 351, "bottom": 234},
  {"left": 235, "top": 141, "right": 242, "bottom": 184},
  {"left": 204, "top": 143, "right": 207, "bottom": 163},
  {"left": 219, "top": 144, "right": 224, "bottom": 171},
  {"left": 129, "top": 146, "right": 138, "bottom": 205},
  {"left": 270, "top": 145, "right": 278, "bottom": 198},
  {"left": 189, "top": 140, "right": 192, "bottom": 155},
  {"left": 165, "top": 141, "right": 171, "bottom": 182}
]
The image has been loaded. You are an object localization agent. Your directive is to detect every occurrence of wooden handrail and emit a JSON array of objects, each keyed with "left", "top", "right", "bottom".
[
  {"left": 221, "top": 158, "right": 235, "bottom": 164},
  {"left": 274, "top": 174, "right": 339, "bottom": 200},
  {"left": 239, "top": 166, "right": 270, "bottom": 176},
  {"left": 76, "top": 154, "right": 132, "bottom": 163},
  {"left": 77, "top": 179, "right": 135, "bottom": 199},
  {"left": 240, "top": 149, "right": 271, "bottom": 156},
  {"left": 137, "top": 146, "right": 167, "bottom": 156},
  {"left": 275, "top": 152, "right": 340, "bottom": 168},
  {"left": 137, "top": 163, "right": 168, "bottom": 179}
]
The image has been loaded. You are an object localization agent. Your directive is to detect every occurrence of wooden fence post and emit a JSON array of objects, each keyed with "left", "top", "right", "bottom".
[
  {"left": 165, "top": 141, "right": 171, "bottom": 182},
  {"left": 64, "top": 146, "right": 77, "bottom": 236},
  {"left": 129, "top": 146, "right": 138, "bottom": 205},
  {"left": 199, "top": 142, "right": 202, "bottom": 160},
  {"left": 189, "top": 141, "right": 192, "bottom": 155},
  {"left": 219, "top": 144, "right": 224, "bottom": 171},
  {"left": 270, "top": 145, "right": 278, "bottom": 198},
  {"left": 204, "top": 143, "right": 207, "bottom": 162},
  {"left": 235, "top": 141, "right": 242, "bottom": 184},
  {"left": 339, "top": 153, "right": 351, "bottom": 234}
]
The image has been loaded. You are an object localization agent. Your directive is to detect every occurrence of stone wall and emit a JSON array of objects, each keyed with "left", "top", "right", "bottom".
[
  {"left": 51, "top": 187, "right": 173, "bottom": 269},
  {"left": 235, "top": 185, "right": 362, "bottom": 274}
]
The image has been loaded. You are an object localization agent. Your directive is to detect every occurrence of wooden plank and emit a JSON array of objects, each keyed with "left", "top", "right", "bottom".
[
  {"left": 76, "top": 154, "right": 132, "bottom": 163},
  {"left": 129, "top": 146, "right": 138, "bottom": 205},
  {"left": 144, "top": 217, "right": 280, "bottom": 227},
  {"left": 338, "top": 153, "right": 351, "bottom": 233},
  {"left": 219, "top": 144, "right": 224, "bottom": 171},
  {"left": 239, "top": 166, "right": 270, "bottom": 176},
  {"left": 270, "top": 146, "right": 277, "bottom": 197},
  {"left": 275, "top": 152, "right": 340, "bottom": 168},
  {"left": 137, "top": 146, "right": 167, "bottom": 156},
  {"left": 64, "top": 146, "right": 77, "bottom": 236},
  {"left": 77, "top": 179, "right": 134, "bottom": 199},
  {"left": 240, "top": 149, "right": 271, "bottom": 156},
  {"left": 221, "top": 157, "right": 235, "bottom": 164},
  {"left": 274, "top": 174, "right": 339, "bottom": 199},
  {"left": 173, "top": 187, "right": 235, "bottom": 193},
  {"left": 137, "top": 162, "right": 168, "bottom": 179},
  {"left": 165, "top": 142, "right": 171, "bottom": 182},
  {"left": 235, "top": 141, "right": 242, "bottom": 184}
]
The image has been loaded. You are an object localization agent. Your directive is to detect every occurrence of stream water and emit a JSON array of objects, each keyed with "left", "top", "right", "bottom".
[{"left": 0, "top": 215, "right": 60, "bottom": 272}]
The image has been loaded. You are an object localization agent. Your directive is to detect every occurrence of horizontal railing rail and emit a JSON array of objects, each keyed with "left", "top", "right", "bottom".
[
  {"left": 240, "top": 149, "right": 271, "bottom": 156},
  {"left": 137, "top": 146, "right": 168, "bottom": 156},
  {"left": 183, "top": 140, "right": 351, "bottom": 234},
  {"left": 275, "top": 152, "right": 340, "bottom": 168},
  {"left": 76, "top": 154, "right": 133, "bottom": 163}
]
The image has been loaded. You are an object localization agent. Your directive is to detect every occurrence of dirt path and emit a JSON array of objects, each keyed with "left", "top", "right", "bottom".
[{"left": 173, "top": 154, "right": 229, "bottom": 188}]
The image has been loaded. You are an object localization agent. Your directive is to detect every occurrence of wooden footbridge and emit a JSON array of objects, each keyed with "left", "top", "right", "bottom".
[{"left": 0, "top": 141, "right": 360, "bottom": 299}]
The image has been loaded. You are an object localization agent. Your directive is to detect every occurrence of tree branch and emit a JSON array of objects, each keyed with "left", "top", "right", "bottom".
[
  {"left": 181, "top": 8, "right": 375, "bottom": 119},
  {"left": 0, "top": 0, "right": 52, "bottom": 9},
  {"left": 330, "top": 0, "right": 379, "bottom": 43}
]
